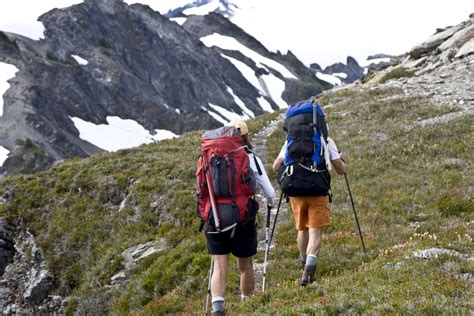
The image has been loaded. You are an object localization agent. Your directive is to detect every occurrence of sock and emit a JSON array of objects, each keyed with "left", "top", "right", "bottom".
[
  {"left": 306, "top": 254, "right": 317, "bottom": 267},
  {"left": 300, "top": 253, "right": 307, "bottom": 264},
  {"left": 211, "top": 296, "right": 225, "bottom": 312},
  {"left": 241, "top": 294, "right": 249, "bottom": 301}
]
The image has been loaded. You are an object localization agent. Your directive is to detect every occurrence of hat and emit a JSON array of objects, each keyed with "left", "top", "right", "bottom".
[{"left": 228, "top": 119, "right": 248, "bottom": 135}]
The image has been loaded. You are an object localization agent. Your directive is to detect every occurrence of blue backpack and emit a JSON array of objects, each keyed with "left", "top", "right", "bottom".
[{"left": 279, "top": 99, "right": 331, "bottom": 196}]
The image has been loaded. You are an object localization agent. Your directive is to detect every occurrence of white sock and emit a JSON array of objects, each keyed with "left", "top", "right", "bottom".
[
  {"left": 211, "top": 296, "right": 225, "bottom": 312},
  {"left": 306, "top": 254, "right": 317, "bottom": 267}
]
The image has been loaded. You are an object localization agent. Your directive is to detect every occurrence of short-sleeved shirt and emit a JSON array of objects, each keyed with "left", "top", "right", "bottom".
[{"left": 277, "top": 138, "right": 341, "bottom": 162}]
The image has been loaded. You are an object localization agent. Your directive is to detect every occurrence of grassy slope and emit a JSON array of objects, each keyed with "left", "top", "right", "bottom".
[{"left": 0, "top": 87, "right": 472, "bottom": 314}]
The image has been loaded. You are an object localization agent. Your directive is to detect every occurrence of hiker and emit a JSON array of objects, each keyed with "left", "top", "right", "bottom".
[
  {"left": 198, "top": 119, "right": 275, "bottom": 315},
  {"left": 272, "top": 100, "right": 346, "bottom": 286}
]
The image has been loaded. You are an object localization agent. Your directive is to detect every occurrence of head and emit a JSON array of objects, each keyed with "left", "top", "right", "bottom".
[{"left": 229, "top": 119, "right": 252, "bottom": 149}]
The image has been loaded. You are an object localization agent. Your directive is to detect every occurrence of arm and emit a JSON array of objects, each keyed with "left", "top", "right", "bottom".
[
  {"left": 331, "top": 155, "right": 347, "bottom": 175},
  {"left": 272, "top": 157, "right": 284, "bottom": 172},
  {"left": 328, "top": 138, "right": 347, "bottom": 175},
  {"left": 272, "top": 142, "right": 287, "bottom": 172},
  {"left": 250, "top": 154, "right": 276, "bottom": 206}
]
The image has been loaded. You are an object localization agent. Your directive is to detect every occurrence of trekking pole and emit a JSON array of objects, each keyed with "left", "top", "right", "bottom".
[
  {"left": 344, "top": 174, "right": 367, "bottom": 254},
  {"left": 262, "top": 204, "right": 271, "bottom": 292},
  {"left": 205, "top": 256, "right": 214, "bottom": 315},
  {"left": 269, "top": 191, "right": 284, "bottom": 248}
]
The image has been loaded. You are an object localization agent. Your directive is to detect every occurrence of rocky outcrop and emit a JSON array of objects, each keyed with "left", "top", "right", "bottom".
[
  {"left": 0, "top": 228, "right": 62, "bottom": 314},
  {"left": 110, "top": 239, "right": 168, "bottom": 286},
  {"left": 360, "top": 14, "right": 474, "bottom": 127}
]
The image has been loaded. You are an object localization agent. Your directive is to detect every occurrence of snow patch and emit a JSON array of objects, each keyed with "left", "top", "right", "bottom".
[
  {"left": 316, "top": 72, "right": 342, "bottom": 86},
  {"left": 201, "top": 106, "right": 227, "bottom": 125},
  {"left": 221, "top": 55, "right": 262, "bottom": 92},
  {"left": 0, "top": 62, "right": 19, "bottom": 116},
  {"left": 71, "top": 55, "right": 88, "bottom": 65},
  {"left": 220, "top": 55, "right": 283, "bottom": 111},
  {"left": 175, "top": 108, "right": 181, "bottom": 114},
  {"left": 70, "top": 116, "right": 177, "bottom": 151},
  {"left": 259, "top": 73, "right": 286, "bottom": 109},
  {"left": 208, "top": 103, "right": 245, "bottom": 122},
  {"left": 226, "top": 86, "right": 254, "bottom": 118},
  {"left": 170, "top": 17, "right": 187, "bottom": 25},
  {"left": 0, "top": 146, "right": 9, "bottom": 166},
  {"left": 201, "top": 33, "right": 296, "bottom": 79},
  {"left": 257, "top": 97, "right": 273, "bottom": 113}
]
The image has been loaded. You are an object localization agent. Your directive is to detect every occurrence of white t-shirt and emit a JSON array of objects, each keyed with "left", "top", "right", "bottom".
[
  {"left": 277, "top": 138, "right": 341, "bottom": 161},
  {"left": 248, "top": 152, "right": 275, "bottom": 206}
]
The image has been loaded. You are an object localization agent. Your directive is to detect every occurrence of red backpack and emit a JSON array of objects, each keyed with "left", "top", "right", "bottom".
[{"left": 196, "top": 126, "right": 256, "bottom": 233}]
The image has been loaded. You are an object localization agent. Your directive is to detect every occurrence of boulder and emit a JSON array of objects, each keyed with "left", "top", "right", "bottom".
[
  {"left": 24, "top": 269, "right": 52, "bottom": 305},
  {"left": 439, "top": 24, "right": 474, "bottom": 51},
  {"left": 409, "top": 25, "right": 463, "bottom": 59},
  {"left": 455, "top": 38, "right": 474, "bottom": 58}
]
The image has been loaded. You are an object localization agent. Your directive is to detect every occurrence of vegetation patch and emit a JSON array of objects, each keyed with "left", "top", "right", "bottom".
[
  {"left": 379, "top": 66, "right": 416, "bottom": 84},
  {"left": 0, "top": 87, "right": 472, "bottom": 314}
]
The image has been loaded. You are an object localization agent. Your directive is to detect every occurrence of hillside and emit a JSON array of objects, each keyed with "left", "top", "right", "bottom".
[{"left": 0, "top": 12, "right": 473, "bottom": 316}]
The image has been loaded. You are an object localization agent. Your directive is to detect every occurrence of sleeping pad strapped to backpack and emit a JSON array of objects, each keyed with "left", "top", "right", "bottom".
[
  {"left": 279, "top": 100, "right": 331, "bottom": 197},
  {"left": 196, "top": 126, "right": 257, "bottom": 233}
]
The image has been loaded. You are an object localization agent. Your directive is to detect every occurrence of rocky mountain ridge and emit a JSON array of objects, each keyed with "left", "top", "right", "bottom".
[{"left": 0, "top": 0, "right": 329, "bottom": 177}]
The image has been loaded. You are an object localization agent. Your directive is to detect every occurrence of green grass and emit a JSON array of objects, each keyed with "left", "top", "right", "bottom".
[
  {"left": 1, "top": 87, "right": 472, "bottom": 314},
  {"left": 378, "top": 66, "right": 416, "bottom": 84}
]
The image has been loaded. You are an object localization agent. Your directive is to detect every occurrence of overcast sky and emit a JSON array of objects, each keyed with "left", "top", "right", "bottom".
[{"left": 0, "top": 0, "right": 472, "bottom": 67}]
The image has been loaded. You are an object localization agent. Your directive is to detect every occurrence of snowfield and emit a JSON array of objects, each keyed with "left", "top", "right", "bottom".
[{"left": 70, "top": 116, "right": 177, "bottom": 152}]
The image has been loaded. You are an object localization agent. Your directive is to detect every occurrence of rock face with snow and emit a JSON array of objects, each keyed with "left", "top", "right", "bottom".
[
  {"left": 0, "top": 0, "right": 329, "bottom": 176},
  {"left": 322, "top": 56, "right": 365, "bottom": 84}
]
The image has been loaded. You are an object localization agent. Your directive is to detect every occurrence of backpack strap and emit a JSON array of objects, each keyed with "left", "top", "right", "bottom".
[{"left": 246, "top": 147, "right": 263, "bottom": 176}]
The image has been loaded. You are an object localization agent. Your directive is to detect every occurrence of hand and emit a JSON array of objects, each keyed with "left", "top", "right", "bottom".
[
  {"left": 339, "top": 152, "right": 347, "bottom": 163},
  {"left": 267, "top": 199, "right": 275, "bottom": 208}
]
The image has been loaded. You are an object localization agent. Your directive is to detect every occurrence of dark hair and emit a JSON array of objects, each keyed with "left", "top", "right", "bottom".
[{"left": 242, "top": 134, "right": 253, "bottom": 149}]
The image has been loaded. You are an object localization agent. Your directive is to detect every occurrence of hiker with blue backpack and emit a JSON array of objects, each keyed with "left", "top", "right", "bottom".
[
  {"left": 272, "top": 99, "right": 347, "bottom": 286},
  {"left": 196, "top": 119, "right": 275, "bottom": 315}
]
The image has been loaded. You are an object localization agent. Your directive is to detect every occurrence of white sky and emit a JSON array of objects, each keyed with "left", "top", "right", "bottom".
[{"left": 0, "top": 1, "right": 472, "bottom": 67}]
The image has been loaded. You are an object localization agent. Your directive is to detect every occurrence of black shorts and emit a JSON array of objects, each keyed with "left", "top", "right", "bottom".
[{"left": 205, "top": 219, "right": 257, "bottom": 258}]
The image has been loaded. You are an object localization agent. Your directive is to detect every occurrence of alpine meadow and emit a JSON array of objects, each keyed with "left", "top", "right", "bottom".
[{"left": 0, "top": 1, "right": 473, "bottom": 315}]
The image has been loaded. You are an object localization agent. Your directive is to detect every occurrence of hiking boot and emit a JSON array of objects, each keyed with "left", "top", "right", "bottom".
[
  {"left": 300, "top": 265, "right": 316, "bottom": 286},
  {"left": 300, "top": 258, "right": 306, "bottom": 270}
]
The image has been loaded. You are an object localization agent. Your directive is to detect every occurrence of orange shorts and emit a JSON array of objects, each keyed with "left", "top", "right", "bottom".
[{"left": 290, "top": 196, "right": 330, "bottom": 230}]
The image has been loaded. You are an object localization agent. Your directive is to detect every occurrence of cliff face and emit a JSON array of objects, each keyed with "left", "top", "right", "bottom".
[{"left": 0, "top": 0, "right": 329, "bottom": 176}]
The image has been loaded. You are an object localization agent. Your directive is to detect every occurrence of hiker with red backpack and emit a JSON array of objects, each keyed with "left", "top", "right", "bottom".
[
  {"left": 196, "top": 119, "right": 275, "bottom": 315},
  {"left": 272, "top": 99, "right": 347, "bottom": 286}
]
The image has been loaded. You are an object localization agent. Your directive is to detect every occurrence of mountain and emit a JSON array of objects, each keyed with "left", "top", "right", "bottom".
[
  {"left": 0, "top": 13, "right": 472, "bottom": 314},
  {"left": 0, "top": 0, "right": 330, "bottom": 177},
  {"left": 311, "top": 54, "right": 401, "bottom": 86}
]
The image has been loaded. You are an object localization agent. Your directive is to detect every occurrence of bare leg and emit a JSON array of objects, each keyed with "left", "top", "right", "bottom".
[
  {"left": 307, "top": 228, "right": 322, "bottom": 256},
  {"left": 237, "top": 256, "right": 254, "bottom": 297},
  {"left": 211, "top": 255, "right": 229, "bottom": 297},
  {"left": 297, "top": 229, "right": 309, "bottom": 255}
]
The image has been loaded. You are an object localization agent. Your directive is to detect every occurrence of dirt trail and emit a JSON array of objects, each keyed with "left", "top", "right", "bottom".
[{"left": 249, "top": 113, "right": 290, "bottom": 292}]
